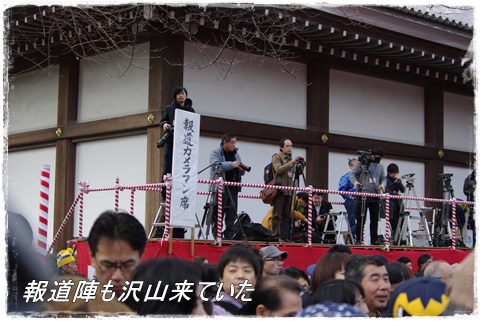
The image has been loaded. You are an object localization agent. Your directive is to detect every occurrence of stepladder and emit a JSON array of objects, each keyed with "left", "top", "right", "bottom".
[{"left": 322, "top": 212, "right": 355, "bottom": 245}]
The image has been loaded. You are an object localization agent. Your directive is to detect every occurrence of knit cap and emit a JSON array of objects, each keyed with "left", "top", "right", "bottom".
[{"left": 57, "top": 248, "right": 76, "bottom": 268}]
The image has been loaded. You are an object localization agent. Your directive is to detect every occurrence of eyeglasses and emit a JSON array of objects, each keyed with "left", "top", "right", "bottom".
[
  {"left": 265, "top": 257, "right": 284, "bottom": 263},
  {"left": 94, "top": 258, "right": 137, "bottom": 274}
]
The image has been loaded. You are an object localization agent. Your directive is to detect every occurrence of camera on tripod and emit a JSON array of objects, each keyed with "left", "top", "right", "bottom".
[
  {"left": 157, "top": 127, "right": 174, "bottom": 148},
  {"left": 401, "top": 173, "right": 415, "bottom": 184},
  {"left": 296, "top": 156, "right": 305, "bottom": 166},
  {"left": 439, "top": 173, "right": 453, "bottom": 185},
  {"left": 357, "top": 150, "right": 373, "bottom": 166},
  {"left": 239, "top": 163, "right": 251, "bottom": 172}
]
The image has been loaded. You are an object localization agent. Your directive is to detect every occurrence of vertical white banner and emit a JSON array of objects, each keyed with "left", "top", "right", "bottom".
[{"left": 170, "top": 109, "right": 200, "bottom": 227}]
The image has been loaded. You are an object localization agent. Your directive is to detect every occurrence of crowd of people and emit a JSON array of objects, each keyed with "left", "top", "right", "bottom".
[{"left": 7, "top": 208, "right": 475, "bottom": 317}]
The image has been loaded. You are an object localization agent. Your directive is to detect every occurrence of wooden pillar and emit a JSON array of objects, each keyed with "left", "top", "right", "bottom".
[
  {"left": 424, "top": 84, "right": 444, "bottom": 209},
  {"left": 306, "top": 61, "right": 329, "bottom": 191},
  {"left": 53, "top": 54, "right": 79, "bottom": 253},
  {"left": 145, "top": 36, "right": 185, "bottom": 234}
]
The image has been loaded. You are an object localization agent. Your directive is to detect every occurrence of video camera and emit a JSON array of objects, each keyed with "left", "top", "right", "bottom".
[
  {"left": 296, "top": 156, "right": 305, "bottom": 166},
  {"left": 357, "top": 150, "right": 373, "bottom": 166},
  {"left": 401, "top": 173, "right": 415, "bottom": 184},
  {"left": 157, "top": 127, "right": 173, "bottom": 148}
]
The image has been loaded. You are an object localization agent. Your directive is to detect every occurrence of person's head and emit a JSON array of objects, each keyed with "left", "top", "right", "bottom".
[
  {"left": 385, "top": 262, "right": 405, "bottom": 293},
  {"left": 217, "top": 243, "right": 262, "bottom": 300},
  {"left": 88, "top": 210, "right": 147, "bottom": 295},
  {"left": 296, "top": 192, "right": 309, "bottom": 208},
  {"left": 396, "top": 256, "right": 413, "bottom": 270},
  {"left": 348, "top": 158, "right": 358, "bottom": 170},
  {"left": 327, "top": 244, "right": 353, "bottom": 255},
  {"left": 260, "top": 246, "right": 288, "bottom": 276},
  {"left": 387, "top": 277, "right": 449, "bottom": 317},
  {"left": 397, "top": 261, "right": 415, "bottom": 281},
  {"left": 126, "top": 258, "right": 206, "bottom": 316},
  {"left": 280, "top": 266, "right": 310, "bottom": 292},
  {"left": 193, "top": 256, "right": 208, "bottom": 264},
  {"left": 240, "top": 275, "right": 303, "bottom": 317},
  {"left": 311, "top": 252, "right": 352, "bottom": 294},
  {"left": 423, "top": 260, "right": 454, "bottom": 284},
  {"left": 172, "top": 86, "right": 187, "bottom": 106},
  {"left": 279, "top": 138, "right": 293, "bottom": 155},
  {"left": 370, "top": 147, "right": 384, "bottom": 164},
  {"left": 221, "top": 133, "right": 237, "bottom": 152},
  {"left": 417, "top": 254, "right": 433, "bottom": 275},
  {"left": 312, "top": 191, "right": 323, "bottom": 206},
  {"left": 387, "top": 163, "right": 399, "bottom": 176},
  {"left": 313, "top": 279, "right": 369, "bottom": 315},
  {"left": 345, "top": 255, "right": 391, "bottom": 316},
  {"left": 57, "top": 248, "right": 77, "bottom": 275}
]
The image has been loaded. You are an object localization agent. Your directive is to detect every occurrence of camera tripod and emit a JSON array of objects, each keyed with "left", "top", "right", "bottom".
[
  {"left": 394, "top": 174, "right": 432, "bottom": 246},
  {"left": 289, "top": 161, "right": 307, "bottom": 239},
  {"left": 198, "top": 163, "right": 245, "bottom": 241},
  {"left": 433, "top": 173, "right": 456, "bottom": 247}
]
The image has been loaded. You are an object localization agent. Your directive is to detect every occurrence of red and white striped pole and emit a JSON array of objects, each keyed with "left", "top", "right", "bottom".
[
  {"left": 451, "top": 199, "right": 457, "bottom": 250},
  {"left": 217, "top": 178, "right": 224, "bottom": 246},
  {"left": 384, "top": 194, "right": 390, "bottom": 249},
  {"left": 114, "top": 177, "right": 120, "bottom": 211},
  {"left": 37, "top": 165, "right": 50, "bottom": 258},
  {"left": 130, "top": 187, "right": 136, "bottom": 215},
  {"left": 163, "top": 174, "right": 172, "bottom": 240},
  {"left": 307, "top": 187, "right": 313, "bottom": 247}
]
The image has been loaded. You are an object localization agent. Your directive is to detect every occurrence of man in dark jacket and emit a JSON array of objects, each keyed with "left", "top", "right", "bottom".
[
  {"left": 385, "top": 163, "right": 405, "bottom": 240},
  {"left": 159, "top": 86, "right": 195, "bottom": 201}
]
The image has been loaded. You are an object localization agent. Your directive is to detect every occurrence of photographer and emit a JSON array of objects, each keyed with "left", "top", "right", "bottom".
[
  {"left": 349, "top": 147, "right": 386, "bottom": 245},
  {"left": 271, "top": 138, "right": 305, "bottom": 242},
  {"left": 159, "top": 86, "right": 195, "bottom": 201},
  {"left": 311, "top": 191, "right": 335, "bottom": 243},
  {"left": 209, "top": 133, "right": 248, "bottom": 240},
  {"left": 385, "top": 163, "right": 405, "bottom": 239}
]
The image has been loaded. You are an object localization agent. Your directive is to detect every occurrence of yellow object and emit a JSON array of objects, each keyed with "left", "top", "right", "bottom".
[
  {"left": 57, "top": 248, "right": 76, "bottom": 268},
  {"left": 261, "top": 207, "right": 306, "bottom": 231}
]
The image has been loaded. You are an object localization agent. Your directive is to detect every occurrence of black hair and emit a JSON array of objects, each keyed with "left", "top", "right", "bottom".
[
  {"left": 279, "top": 138, "right": 291, "bottom": 150},
  {"left": 87, "top": 210, "right": 147, "bottom": 257},
  {"left": 221, "top": 133, "right": 236, "bottom": 144},
  {"left": 280, "top": 266, "right": 310, "bottom": 285},
  {"left": 387, "top": 163, "right": 399, "bottom": 174},
  {"left": 371, "top": 147, "right": 384, "bottom": 156},
  {"left": 385, "top": 262, "right": 405, "bottom": 284},
  {"left": 396, "top": 256, "right": 412, "bottom": 264},
  {"left": 296, "top": 192, "right": 309, "bottom": 203},
  {"left": 327, "top": 244, "right": 353, "bottom": 255},
  {"left": 239, "top": 275, "right": 302, "bottom": 316},
  {"left": 313, "top": 279, "right": 365, "bottom": 306},
  {"left": 345, "top": 254, "right": 386, "bottom": 284},
  {"left": 126, "top": 258, "right": 202, "bottom": 315},
  {"left": 312, "top": 191, "right": 324, "bottom": 196},
  {"left": 417, "top": 254, "right": 433, "bottom": 271},
  {"left": 172, "top": 86, "right": 187, "bottom": 100},
  {"left": 217, "top": 243, "right": 263, "bottom": 279}
]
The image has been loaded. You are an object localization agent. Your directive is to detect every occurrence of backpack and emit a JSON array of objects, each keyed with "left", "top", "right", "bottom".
[{"left": 263, "top": 153, "right": 283, "bottom": 184}]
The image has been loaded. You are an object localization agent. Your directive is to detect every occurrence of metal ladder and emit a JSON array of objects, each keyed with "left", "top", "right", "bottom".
[{"left": 322, "top": 212, "right": 354, "bottom": 245}]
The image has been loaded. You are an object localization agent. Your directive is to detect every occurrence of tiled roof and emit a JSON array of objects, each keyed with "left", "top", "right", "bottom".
[{"left": 394, "top": 6, "right": 473, "bottom": 31}]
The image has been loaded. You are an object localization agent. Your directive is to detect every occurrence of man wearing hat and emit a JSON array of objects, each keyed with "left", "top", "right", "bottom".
[
  {"left": 350, "top": 147, "right": 386, "bottom": 245},
  {"left": 260, "top": 246, "right": 288, "bottom": 276},
  {"left": 57, "top": 248, "right": 78, "bottom": 275}
]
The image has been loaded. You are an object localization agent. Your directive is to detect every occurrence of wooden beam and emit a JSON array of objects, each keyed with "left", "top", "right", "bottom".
[
  {"left": 425, "top": 84, "right": 444, "bottom": 202},
  {"left": 144, "top": 35, "right": 185, "bottom": 233},
  {"left": 52, "top": 54, "right": 79, "bottom": 253}
]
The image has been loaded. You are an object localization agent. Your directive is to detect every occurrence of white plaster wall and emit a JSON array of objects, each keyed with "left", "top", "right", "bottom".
[
  {"left": 444, "top": 92, "right": 475, "bottom": 152},
  {"left": 6, "top": 147, "right": 56, "bottom": 249},
  {"left": 330, "top": 70, "right": 424, "bottom": 145},
  {"left": 195, "top": 136, "right": 306, "bottom": 238},
  {"left": 75, "top": 135, "right": 147, "bottom": 236},
  {"left": 7, "top": 66, "right": 59, "bottom": 134},
  {"left": 78, "top": 43, "right": 150, "bottom": 123},
  {"left": 184, "top": 42, "right": 307, "bottom": 129}
]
